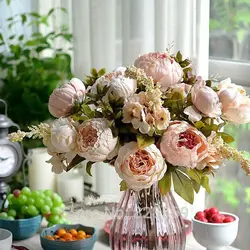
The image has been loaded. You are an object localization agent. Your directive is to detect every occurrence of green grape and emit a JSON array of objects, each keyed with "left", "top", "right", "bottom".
[
  {"left": 7, "top": 216, "right": 15, "bottom": 220},
  {"left": 7, "top": 194, "right": 14, "bottom": 202},
  {"left": 0, "top": 212, "right": 8, "bottom": 219},
  {"left": 51, "top": 206, "right": 62, "bottom": 215},
  {"left": 8, "top": 209, "right": 16, "bottom": 218},
  {"left": 11, "top": 197, "right": 19, "bottom": 205},
  {"left": 41, "top": 205, "right": 50, "bottom": 214},
  {"left": 18, "top": 195, "right": 27, "bottom": 205},
  {"left": 31, "top": 191, "right": 40, "bottom": 199},
  {"left": 27, "top": 205, "right": 38, "bottom": 216},
  {"left": 64, "top": 219, "right": 71, "bottom": 225},
  {"left": 35, "top": 198, "right": 45, "bottom": 208},
  {"left": 52, "top": 195, "right": 63, "bottom": 206},
  {"left": 44, "top": 197, "right": 53, "bottom": 208},
  {"left": 21, "top": 187, "right": 31, "bottom": 196},
  {"left": 47, "top": 214, "right": 60, "bottom": 224},
  {"left": 59, "top": 203, "right": 65, "bottom": 209},
  {"left": 21, "top": 206, "right": 29, "bottom": 215},
  {"left": 44, "top": 190, "right": 52, "bottom": 197},
  {"left": 27, "top": 197, "right": 35, "bottom": 205}
]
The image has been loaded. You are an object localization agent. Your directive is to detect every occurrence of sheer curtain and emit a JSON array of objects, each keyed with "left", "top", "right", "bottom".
[{"left": 37, "top": 0, "right": 210, "bottom": 219}]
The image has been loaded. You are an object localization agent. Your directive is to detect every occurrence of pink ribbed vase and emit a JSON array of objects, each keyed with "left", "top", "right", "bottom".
[{"left": 110, "top": 184, "right": 186, "bottom": 250}]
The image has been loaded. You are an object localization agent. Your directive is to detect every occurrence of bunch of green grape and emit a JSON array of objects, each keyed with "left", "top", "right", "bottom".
[{"left": 0, "top": 187, "right": 70, "bottom": 227}]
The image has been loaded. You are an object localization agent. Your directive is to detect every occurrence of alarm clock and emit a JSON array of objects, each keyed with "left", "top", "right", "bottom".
[{"left": 0, "top": 114, "right": 23, "bottom": 208}]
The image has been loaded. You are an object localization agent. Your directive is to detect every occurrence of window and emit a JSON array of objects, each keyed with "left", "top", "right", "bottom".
[
  {"left": 209, "top": 0, "right": 250, "bottom": 86},
  {"left": 209, "top": 2, "right": 250, "bottom": 249}
]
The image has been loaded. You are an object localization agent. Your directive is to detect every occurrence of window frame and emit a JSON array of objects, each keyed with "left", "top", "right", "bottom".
[{"left": 209, "top": 59, "right": 250, "bottom": 87}]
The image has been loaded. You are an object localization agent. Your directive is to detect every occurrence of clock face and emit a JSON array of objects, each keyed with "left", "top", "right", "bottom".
[{"left": 0, "top": 145, "right": 18, "bottom": 178}]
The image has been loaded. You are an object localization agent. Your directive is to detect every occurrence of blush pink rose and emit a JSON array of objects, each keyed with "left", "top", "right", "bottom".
[
  {"left": 76, "top": 118, "right": 117, "bottom": 162},
  {"left": 115, "top": 142, "right": 167, "bottom": 191},
  {"left": 159, "top": 121, "right": 208, "bottom": 168},
  {"left": 48, "top": 78, "right": 85, "bottom": 118},
  {"left": 191, "top": 80, "right": 222, "bottom": 118},
  {"left": 218, "top": 78, "right": 250, "bottom": 124},
  {"left": 134, "top": 52, "right": 183, "bottom": 91}
]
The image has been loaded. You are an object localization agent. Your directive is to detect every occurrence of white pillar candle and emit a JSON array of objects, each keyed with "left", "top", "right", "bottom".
[
  {"left": 56, "top": 169, "right": 84, "bottom": 202},
  {"left": 94, "top": 162, "right": 122, "bottom": 197},
  {"left": 28, "top": 148, "right": 56, "bottom": 192}
]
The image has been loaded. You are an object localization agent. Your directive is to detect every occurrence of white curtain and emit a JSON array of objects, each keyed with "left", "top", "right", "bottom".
[
  {"left": 1, "top": 0, "right": 210, "bottom": 218},
  {"left": 37, "top": 0, "right": 210, "bottom": 219}
]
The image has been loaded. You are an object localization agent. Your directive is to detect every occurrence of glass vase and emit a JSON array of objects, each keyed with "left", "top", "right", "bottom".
[{"left": 110, "top": 184, "right": 186, "bottom": 250}]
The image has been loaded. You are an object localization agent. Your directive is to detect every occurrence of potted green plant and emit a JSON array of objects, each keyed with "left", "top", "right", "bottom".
[{"left": 0, "top": 7, "right": 73, "bottom": 189}]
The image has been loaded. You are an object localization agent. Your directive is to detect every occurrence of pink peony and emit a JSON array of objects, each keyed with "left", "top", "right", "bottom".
[
  {"left": 48, "top": 78, "right": 85, "bottom": 118},
  {"left": 159, "top": 121, "right": 208, "bottom": 168},
  {"left": 218, "top": 78, "right": 250, "bottom": 124},
  {"left": 134, "top": 52, "right": 183, "bottom": 91},
  {"left": 115, "top": 142, "right": 167, "bottom": 191},
  {"left": 191, "top": 80, "right": 222, "bottom": 118},
  {"left": 76, "top": 118, "right": 117, "bottom": 162}
]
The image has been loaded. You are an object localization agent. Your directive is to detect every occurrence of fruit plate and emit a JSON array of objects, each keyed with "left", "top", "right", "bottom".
[{"left": 104, "top": 218, "right": 192, "bottom": 235}]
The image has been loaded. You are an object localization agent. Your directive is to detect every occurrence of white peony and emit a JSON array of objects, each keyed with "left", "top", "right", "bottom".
[
  {"left": 108, "top": 76, "right": 137, "bottom": 100},
  {"left": 50, "top": 118, "right": 77, "bottom": 153},
  {"left": 115, "top": 142, "right": 167, "bottom": 191},
  {"left": 76, "top": 118, "right": 118, "bottom": 162},
  {"left": 218, "top": 78, "right": 250, "bottom": 124}
]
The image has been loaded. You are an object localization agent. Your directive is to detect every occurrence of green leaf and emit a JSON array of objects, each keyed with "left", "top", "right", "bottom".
[
  {"left": 186, "top": 169, "right": 202, "bottom": 183},
  {"left": 205, "top": 80, "right": 212, "bottom": 87},
  {"left": 47, "top": 8, "right": 55, "bottom": 16},
  {"left": 97, "top": 83, "right": 104, "bottom": 95},
  {"left": 136, "top": 135, "right": 155, "bottom": 149},
  {"left": 194, "top": 121, "right": 205, "bottom": 129},
  {"left": 0, "top": 33, "right": 3, "bottom": 42},
  {"left": 60, "top": 7, "right": 67, "bottom": 13},
  {"left": 9, "top": 35, "right": 15, "bottom": 40},
  {"left": 91, "top": 68, "right": 98, "bottom": 77},
  {"left": 86, "top": 161, "right": 93, "bottom": 176},
  {"left": 115, "top": 110, "right": 122, "bottom": 120},
  {"left": 6, "top": 0, "right": 11, "bottom": 5},
  {"left": 18, "top": 35, "right": 24, "bottom": 41},
  {"left": 81, "top": 104, "right": 93, "bottom": 117},
  {"left": 158, "top": 172, "right": 171, "bottom": 195},
  {"left": 29, "top": 12, "right": 41, "bottom": 18},
  {"left": 217, "top": 132, "right": 235, "bottom": 143},
  {"left": 172, "top": 170, "right": 194, "bottom": 204},
  {"left": 176, "top": 51, "right": 182, "bottom": 62},
  {"left": 21, "top": 14, "right": 27, "bottom": 25},
  {"left": 120, "top": 180, "right": 127, "bottom": 191},
  {"left": 192, "top": 179, "right": 201, "bottom": 193},
  {"left": 98, "top": 68, "right": 106, "bottom": 76},
  {"left": 201, "top": 176, "right": 211, "bottom": 194}
]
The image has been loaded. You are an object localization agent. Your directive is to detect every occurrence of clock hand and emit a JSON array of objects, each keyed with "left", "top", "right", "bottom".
[{"left": 0, "top": 157, "right": 9, "bottom": 162}]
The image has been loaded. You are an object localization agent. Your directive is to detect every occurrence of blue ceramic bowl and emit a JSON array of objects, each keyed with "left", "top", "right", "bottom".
[
  {"left": 40, "top": 224, "right": 97, "bottom": 250},
  {"left": 0, "top": 215, "right": 42, "bottom": 240}
]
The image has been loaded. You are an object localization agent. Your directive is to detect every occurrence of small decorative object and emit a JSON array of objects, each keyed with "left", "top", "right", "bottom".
[
  {"left": 193, "top": 208, "right": 239, "bottom": 250},
  {"left": 40, "top": 224, "right": 97, "bottom": 250},
  {"left": 9, "top": 50, "right": 250, "bottom": 249},
  {"left": 0, "top": 186, "right": 69, "bottom": 239},
  {"left": 0, "top": 99, "right": 23, "bottom": 210}
]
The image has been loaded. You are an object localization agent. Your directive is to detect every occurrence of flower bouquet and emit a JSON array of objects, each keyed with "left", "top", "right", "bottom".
[{"left": 10, "top": 51, "right": 250, "bottom": 249}]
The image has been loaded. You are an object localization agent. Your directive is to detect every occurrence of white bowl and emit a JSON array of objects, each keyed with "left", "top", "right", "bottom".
[
  {"left": 192, "top": 212, "right": 239, "bottom": 250},
  {"left": 0, "top": 228, "right": 13, "bottom": 250}
]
